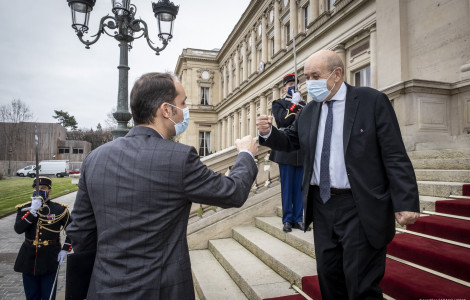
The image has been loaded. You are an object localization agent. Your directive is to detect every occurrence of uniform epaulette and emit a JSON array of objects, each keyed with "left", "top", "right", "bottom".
[
  {"left": 15, "top": 201, "right": 31, "bottom": 208},
  {"left": 54, "top": 201, "right": 69, "bottom": 208}
]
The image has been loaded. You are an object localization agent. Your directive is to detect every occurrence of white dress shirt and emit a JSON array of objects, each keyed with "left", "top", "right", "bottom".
[{"left": 310, "top": 82, "right": 350, "bottom": 189}]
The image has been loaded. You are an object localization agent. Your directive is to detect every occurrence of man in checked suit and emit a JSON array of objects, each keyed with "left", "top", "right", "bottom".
[
  {"left": 257, "top": 50, "right": 420, "bottom": 299},
  {"left": 67, "top": 72, "right": 258, "bottom": 299}
]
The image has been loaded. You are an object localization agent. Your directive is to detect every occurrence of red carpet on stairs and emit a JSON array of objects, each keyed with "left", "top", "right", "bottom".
[
  {"left": 301, "top": 276, "right": 322, "bottom": 300},
  {"left": 387, "top": 232, "right": 470, "bottom": 281},
  {"left": 406, "top": 215, "right": 470, "bottom": 244},
  {"left": 381, "top": 258, "right": 470, "bottom": 299},
  {"left": 463, "top": 184, "right": 470, "bottom": 196},
  {"left": 435, "top": 198, "right": 470, "bottom": 217}
]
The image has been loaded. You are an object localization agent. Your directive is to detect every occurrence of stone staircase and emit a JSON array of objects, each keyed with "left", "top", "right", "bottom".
[
  {"left": 189, "top": 148, "right": 470, "bottom": 299},
  {"left": 410, "top": 148, "right": 470, "bottom": 199}
]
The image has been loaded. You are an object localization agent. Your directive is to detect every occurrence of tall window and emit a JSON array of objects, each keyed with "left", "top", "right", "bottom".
[
  {"left": 304, "top": 5, "right": 310, "bottom": 30},
  {"left": 199, "top": 131, "right": 211, "bottom": 156},
  {"left": 201, "top": 87, "right": 210, "bottom": 105},
  {"left": 354, "top": 66, "right": 371, "bottom": 87},
  {"left": 285, "top": 23, "right": 290, "bottom": 44},
  {"left": 327, "top": 0, "right": 335, "bottom": 11}
]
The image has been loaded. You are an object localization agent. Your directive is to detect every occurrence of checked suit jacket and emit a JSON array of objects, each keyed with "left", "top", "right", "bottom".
[
  {"left": 67, "top": 126, "right": 257, "bottom": 300},
  {"left": 260, "top": 83, "right": 419, "bottom": 249}
]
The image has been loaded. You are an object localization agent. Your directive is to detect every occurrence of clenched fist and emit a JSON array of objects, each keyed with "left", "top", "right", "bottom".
[
  {"left": 235, "top": 135, "right": 258, "bottom": 157},
  {"left": 256, "top": 115, "right": 273, "bottom": 136}
]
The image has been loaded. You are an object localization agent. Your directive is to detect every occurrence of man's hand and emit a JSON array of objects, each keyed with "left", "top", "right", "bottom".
[
  {"left": 292, "top": 92, "right": 301, "bottom": 105},
  {"left": 395, "top": 211, "right": 420, "bottom": 226},
  {"left": 256, "top": 115, "right": 273, "bottom": 136},
  {"left": 236, "top": 135, "right": 258, "bottom": 157},
  {"left": 57, "top": 250, "right": 67, "bottom": 265},
  {"left": 29, "top": 197, "right": 42, "bottom": 216}
]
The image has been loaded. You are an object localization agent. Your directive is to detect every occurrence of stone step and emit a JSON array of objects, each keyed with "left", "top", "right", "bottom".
[
  {"left": 190, "top": 250, "right": 248, "bottom": 300},
  {"left": 411, "top": 158, "right": 470, "bottom": 170},
  {"left": 208, "top": 238, "right": 298, "bottom": 300},
  {"left": 418, "top": 181, "right": 468, "bottom": 197},
  {"left": 414, "top": 169, "right": 470, "bottom": 182},
  {"left": 255, "top": 216, "right": 316, "bottom": 258},
  {"left": 407, "top": 148, "right": 470, "bottom": 159},
  {"left": 232, "top": 226, "right": 317, "bottom": 288}
]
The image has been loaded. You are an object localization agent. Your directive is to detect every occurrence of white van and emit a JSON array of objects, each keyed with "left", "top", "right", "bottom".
[
  {"left": 29, "top": 160, "right": 69, "bottom": 178},
  {"left": 16, "top": 165, "right": 35, "bottom": 177}
]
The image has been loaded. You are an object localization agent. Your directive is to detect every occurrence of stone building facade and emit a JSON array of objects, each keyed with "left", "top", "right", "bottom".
[{"left": 174, "top": 0, "right": 470, "bottom": 155}]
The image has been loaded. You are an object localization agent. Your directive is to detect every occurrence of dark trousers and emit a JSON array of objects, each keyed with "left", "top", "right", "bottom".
[
  {"left": 23, "top": 272, "right": 57, "bottom": 300},
  {"left": 279, "top": 164, "right": 304, "bottom": 224},
  {"left": 309, "top": 185, "right": 386, "bottom": 300}
]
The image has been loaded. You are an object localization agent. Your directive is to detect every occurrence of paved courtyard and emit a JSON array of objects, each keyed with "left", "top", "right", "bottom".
[{"left": 0, "top": 192, "right": 77, "bottom": 300}]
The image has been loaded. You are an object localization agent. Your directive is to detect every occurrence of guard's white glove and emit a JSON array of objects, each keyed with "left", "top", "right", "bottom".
[
  {"left": 58, "top": 250, "right": 67, "bottom": 265},
  {"left": 292, "top": 92, "right": 301, "bottom": 105},
  {"left": 29, "top": 197, "right": 42, "bottom": 216}
]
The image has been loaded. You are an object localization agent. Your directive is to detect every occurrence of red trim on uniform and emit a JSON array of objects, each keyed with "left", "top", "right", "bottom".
[
  {"left": 68, "top": 244, "right": 72, "bottom": 252},
  {"left": 21, "top": 211, "right": 30, "bottom": 220},
  {"left": 289, "top": 104, "right": 297, "bottom": 111}
]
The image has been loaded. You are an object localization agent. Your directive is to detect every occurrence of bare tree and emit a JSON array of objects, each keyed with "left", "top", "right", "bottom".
[
  {"left": 0, "top": 99, "right": 33, "bottom": 123},
  {"left": 0, "top": 99, "right": 34, "bottom": 162}
]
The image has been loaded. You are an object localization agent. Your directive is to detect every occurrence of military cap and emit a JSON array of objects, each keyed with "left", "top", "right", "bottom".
[
  {"left": 282, "top": 73, "right": 298, "bottom": 86},
  {"left": 32, "top": 176, "right": 52, "bottom": 188}
]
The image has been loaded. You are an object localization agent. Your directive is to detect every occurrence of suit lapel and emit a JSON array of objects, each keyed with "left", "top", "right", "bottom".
[
  {"left": 343, "top": 84, "right": 359, "bottom": 154},
  {"left": 307, "top": 102, "right": 322, "bottom": 164}
]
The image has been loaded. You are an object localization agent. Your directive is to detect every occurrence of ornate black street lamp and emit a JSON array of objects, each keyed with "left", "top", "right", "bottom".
[{"left": 66, "top": 0, "right": 179, "bottom": 138}]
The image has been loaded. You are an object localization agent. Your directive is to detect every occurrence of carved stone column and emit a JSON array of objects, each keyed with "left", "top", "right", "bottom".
[
  {"left": 233, "top": 110, "right": 240, "bottom": 140},
  {"left": 370, "top": 26, "right": 378, "bottom": 88},
  {"left": 227, "top": 114, "right": 233, "bottom": 147},
  {"left": 262, "top": 13, "right": 268, "bottom": 64},
  {"left": 260, "top": 95, "right": 267, "bottom": 116},
  {"left": 334, "top": 44, "right": 346, "bottom": 79},
  {"left": 241, "top": 105, "right": 247, "bottom": 137},
  {"left": 290, "top": 0, "right": 298, "bottom": 38},
  {"left": 235, "top": 51, "right": 240, "bottom": 88},
  {"left": 272, "top": 85, "right": 280, "bottom": 101},
  {"left": 274, "top": 0, "right": 281, "bottom": 54},
  {"left": 219, "top": 68, "right": 223, "bottom": 102},
  {"left": 242, "top": 41, "right": 248, "bottom": 82},
  {"left": 217, "top": 121, "right": 222, "bottom": 150},
  {"left": 228, "top": 58, "right": 233, "bottom": 95},
  {"left": 251, "top": 28, "right": 257, "bottom": 75},
  {"left": 222, "top": 65, "right": 227, "bottom": 99},
  {"left": 250, "top": 101, "right": 256, "bottom": 136},
  {"left": 309, "top": 0, "right": 318, "bottom": 22},
  {"left": 222, "top": 117, "right": 227, "bottom": 149}
]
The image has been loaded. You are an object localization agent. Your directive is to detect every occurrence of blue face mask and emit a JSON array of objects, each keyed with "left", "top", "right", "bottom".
[
  {"left": 306, "top": 70, "right": 336, "bottom": 102},
  {"left": 33, "top": 190, "right": 48, "bottom": 201},
  {"left": 287, "top": 86, "right": 296, "bottom": 97},
  {"left": 168, "top": 104, "right": 190, "bottom": 136}
]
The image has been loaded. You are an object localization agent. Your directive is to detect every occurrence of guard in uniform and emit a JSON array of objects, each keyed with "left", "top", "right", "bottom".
[
  {"left": 270, "top": 73, "right": 311, "bottom": 232},
  {"left": 14, "top": 176, "right": 72, "bottom": 300}
]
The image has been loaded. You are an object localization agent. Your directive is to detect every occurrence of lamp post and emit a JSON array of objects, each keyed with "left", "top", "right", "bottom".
[
  {"left": 7, "top": 148, "right": 12, "bottom": 176},
  {"left": 66, "top": 0, "right": 179, "bottom": 139}
]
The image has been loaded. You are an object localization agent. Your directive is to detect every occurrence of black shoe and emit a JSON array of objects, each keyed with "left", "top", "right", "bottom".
[
  {"left": 292, "top": 222, "right": 311, "bottom": 231},
  {"left": 283, "top": 222, "right": 292, "bottom": 232}
]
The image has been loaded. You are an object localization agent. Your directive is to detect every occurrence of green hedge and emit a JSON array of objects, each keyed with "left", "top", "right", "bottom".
[{"left": 0, "top": 177, "right": 78, "bottom": 218}]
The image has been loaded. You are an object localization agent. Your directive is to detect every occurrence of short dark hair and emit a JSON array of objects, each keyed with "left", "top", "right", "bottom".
[{"left": 130, "top": 72, "right": 178, "bottom": 125}]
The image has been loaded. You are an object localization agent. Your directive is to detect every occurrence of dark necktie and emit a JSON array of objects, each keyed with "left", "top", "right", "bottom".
[{"left": 320, "top": 100, "right": 335, "bottom": 203}]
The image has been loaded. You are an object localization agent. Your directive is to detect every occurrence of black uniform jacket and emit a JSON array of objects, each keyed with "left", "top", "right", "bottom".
[
  {"left": 269, "top": 97, "right": 306, "bottom": 166},
  {"left": 14, "top": 200, "right": 72, "bottom": 275}
]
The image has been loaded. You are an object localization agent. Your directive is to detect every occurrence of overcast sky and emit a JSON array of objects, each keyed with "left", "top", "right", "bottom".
[{"left": 0, "top": 0, "right": 250, "bottom": 129}]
